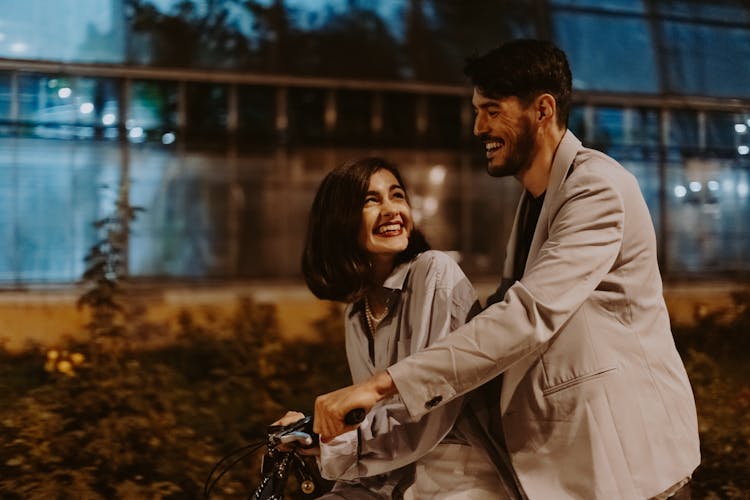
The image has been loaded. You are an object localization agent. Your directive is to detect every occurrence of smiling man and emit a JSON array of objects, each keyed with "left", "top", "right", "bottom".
[{"left": 313, "top": 39, "right": 700, "bottom": 500}]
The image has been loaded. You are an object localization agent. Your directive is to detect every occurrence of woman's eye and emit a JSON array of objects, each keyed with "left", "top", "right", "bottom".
[
  {"left": 393, "top": 191, "right": 406, "bottom": 199},
  {"left": 364, "top": 196, "right": 378, "bottom": 204}
]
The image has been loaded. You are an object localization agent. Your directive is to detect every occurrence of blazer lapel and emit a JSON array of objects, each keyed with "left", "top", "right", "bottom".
[
  {"left": 524, "top": 130, "right": 582, "bottom": 274},
  {"left": 500, "top": 130, "right": 582, "bottom": 415}
]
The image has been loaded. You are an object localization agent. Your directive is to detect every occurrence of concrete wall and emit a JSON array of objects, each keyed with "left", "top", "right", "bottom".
[{"left": 0, "top": 280, "right": 743, "bottom": 353}]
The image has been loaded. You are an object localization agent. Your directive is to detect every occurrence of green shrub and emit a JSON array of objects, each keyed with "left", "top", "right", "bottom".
[
  {"left": 675, "top": 289, "right": 750, "bottom": 498},
  {"left": 2, "top": 288, "right": 748, "bottom": 498},
  {"left": 0, "top": 298, "right": 348, "bottom": 499}
]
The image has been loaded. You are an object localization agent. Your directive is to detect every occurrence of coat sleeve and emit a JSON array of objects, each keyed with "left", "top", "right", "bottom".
[
  {"left": 387, "top": 169, "right": 626, "bottom": 419},
  {"left": 318, "top": 252, "right": 478, "bottom": 480}
]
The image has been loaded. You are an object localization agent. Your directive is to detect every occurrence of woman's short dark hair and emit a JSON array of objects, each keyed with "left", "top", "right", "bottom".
[
  {"left": 302, "top": 157, "right": 429, "bottom": 303},
  {"left": 464, "top": 39, "right": 572, "bottom": 129}
]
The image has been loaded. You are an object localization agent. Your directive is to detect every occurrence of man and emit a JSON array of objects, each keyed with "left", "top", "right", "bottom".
[{"left": 313, "top": 39, "right": 700, "bottom": 499}]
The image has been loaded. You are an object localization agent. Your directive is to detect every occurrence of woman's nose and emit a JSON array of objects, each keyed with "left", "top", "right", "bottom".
[{"left": 381, "top": 198, "right": 397, "bottom": 215}]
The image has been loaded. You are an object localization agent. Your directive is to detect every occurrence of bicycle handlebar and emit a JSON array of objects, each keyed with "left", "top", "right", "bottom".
[
  {"left": 204, "top": 408, "right": 368, "bottom": 499},
  {"left": 343, "top": 408, "right": 366, "bottom": 426}
]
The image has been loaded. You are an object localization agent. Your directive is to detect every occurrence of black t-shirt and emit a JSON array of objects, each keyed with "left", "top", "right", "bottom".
[{"left": 513, "top": 191, "right": 546, "bottom": 281}]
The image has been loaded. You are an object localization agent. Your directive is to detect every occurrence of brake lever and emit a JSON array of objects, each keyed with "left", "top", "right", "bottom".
[
  {"left": 269, "top": 415, "right": 318, "bottom": 448},
  {"left": 269, "top": 409, "right": 365, "bottom": 449},
  {"left": 278, "top": 431, "right": 313, "bottom": 446}
]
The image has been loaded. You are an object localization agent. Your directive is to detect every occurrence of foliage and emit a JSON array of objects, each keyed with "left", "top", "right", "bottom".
[
  {"left": 2, "top": 282, "right": 748, "bottom": 497},
  {"left": 0, "top": 299, "right": 348, "bottom": 499},
  {"left": 122, "top": 0, "right": 524, "bottom": 82},
  {"left": 674, "top": 289, "right": 750, "bottom": 498},
  {"left": 77, "top": 196, "right": 144, "bottom": 364}
]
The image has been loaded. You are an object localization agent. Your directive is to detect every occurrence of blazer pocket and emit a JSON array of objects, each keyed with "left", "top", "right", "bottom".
[{"left": 542, "top": 366, "right": 618, "bottom": 397}]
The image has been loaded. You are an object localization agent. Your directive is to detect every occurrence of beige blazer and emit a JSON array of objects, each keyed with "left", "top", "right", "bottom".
[{"left": 388, "top": 130, "right": 700, "bottom": 499}]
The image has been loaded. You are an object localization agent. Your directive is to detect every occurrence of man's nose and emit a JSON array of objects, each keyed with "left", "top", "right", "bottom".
[{"left": 473, "top": 114, "right": 486, "bottom": 137}]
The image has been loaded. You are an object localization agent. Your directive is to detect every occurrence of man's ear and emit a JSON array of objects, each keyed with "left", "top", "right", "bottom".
[{"left": 536, "top": 94, "right": 557, "bottom": 124}]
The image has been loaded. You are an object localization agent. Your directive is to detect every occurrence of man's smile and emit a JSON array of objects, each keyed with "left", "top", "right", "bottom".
[{"left": 484, "top": 139, "right": 504, "bottom": 159}]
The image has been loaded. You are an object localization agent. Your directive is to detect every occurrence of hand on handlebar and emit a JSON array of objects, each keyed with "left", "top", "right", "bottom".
[
  {"left": 269, "top": 411, "right": 319, "bottom": 454},
  {"left": 313, "top": 371, "right": 396, "bottom": 442}
]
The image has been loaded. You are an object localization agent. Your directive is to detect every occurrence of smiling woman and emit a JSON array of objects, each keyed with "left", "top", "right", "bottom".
[
  {"left": 358, "top": 169, "right": 414, "bottom": 279},
  {"left": 284, "top": 157, "right": 520, "bottom": 498}
]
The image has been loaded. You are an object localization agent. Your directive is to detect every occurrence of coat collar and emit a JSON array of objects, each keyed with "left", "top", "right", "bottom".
[
  {"left": 347, "top": 255, "right": 412, "bottom": 319},
  {"left": 499, "top": 130, "right": 582, "bottom": 414},
  {"left": 502, "top": 130, "right": 582, "bottom": 279}
]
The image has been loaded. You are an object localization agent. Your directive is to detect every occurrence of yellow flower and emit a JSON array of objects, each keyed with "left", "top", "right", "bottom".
[{"left": 57, "top": 360, "right": 74, "bottom": 376}]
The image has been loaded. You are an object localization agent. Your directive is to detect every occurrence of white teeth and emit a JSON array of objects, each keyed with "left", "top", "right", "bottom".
[
  {"left": 485, "top": 141, "right": 501, "bottom": 150},
  {"left": 377, "top": 224, "right": 401, "bottom": 234}
]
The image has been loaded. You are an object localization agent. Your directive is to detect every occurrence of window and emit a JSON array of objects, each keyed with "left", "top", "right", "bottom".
[
  {"left": 553, "top": 11, "right": 657, "bottom": 93},
  {"left": 128, "top": 81, "right": 178, "bottom": 144},
  {"left": 660, "top": 21, "right": 750, "bottom": 98},
  {"left": 185, "top": 82, "right": 228, "bottom": 150},
  {"left": 334, "top": 89, "right": 372, "bottom": 147}
]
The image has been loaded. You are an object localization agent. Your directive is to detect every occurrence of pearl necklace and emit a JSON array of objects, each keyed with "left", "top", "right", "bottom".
[{"left": 364, "top": 292, "right": 393, "bottom": 334}]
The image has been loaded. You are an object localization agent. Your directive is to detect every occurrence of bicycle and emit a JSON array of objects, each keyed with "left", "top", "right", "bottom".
[{"left": 204, "top": 409, "right": 365, "bottom": 499}]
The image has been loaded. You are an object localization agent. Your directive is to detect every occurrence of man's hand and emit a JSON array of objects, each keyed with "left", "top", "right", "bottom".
[{"left": 313, "top": 371, "right": 397, "bottom": 442}]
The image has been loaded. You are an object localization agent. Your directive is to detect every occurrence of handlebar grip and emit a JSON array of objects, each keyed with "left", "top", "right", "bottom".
[{"left": 344, "top": 408, "right": 366, "bottom": 426}]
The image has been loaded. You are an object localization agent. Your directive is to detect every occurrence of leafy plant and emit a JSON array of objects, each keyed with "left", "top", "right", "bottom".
[
  {"left": 674, "top": 289, "right": 750, "bottom": 498},
  {"left": 77, "top": 195, "right": 143, "bottom": 364},
  {"left": 0, "top": 298, "right": 349, "bottom": 499}
]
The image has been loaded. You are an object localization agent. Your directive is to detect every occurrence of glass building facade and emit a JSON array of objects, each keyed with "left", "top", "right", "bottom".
[{"left": 0, "top": 0, "right": 748, "bottom": 285}]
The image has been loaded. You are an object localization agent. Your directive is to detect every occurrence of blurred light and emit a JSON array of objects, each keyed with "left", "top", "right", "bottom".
[
  {"left": 161, "top": 132, "right": 176, "bottom": 145},
  {"left": 735, "top": 123, "right": 748, "bottom": 134},
  {"left": 739, "top": 182, "right": 749, "bottom": 197},
  {"left": 673, "top": 185, "right": 687, "bottom": 198},
  {"left": 58, "top": 87, "right": 72, "bottom": 99},
  {"left": 739, "top": 145, "right": 750, "bottom": 155},
  {"left": 429, "top": 165, "right": 447, "bottom": 185},
  {"left": 747, "top": 118, "right": 750, "bottom": 127},
  {"left": 128, "top": 127, "right": 144, "bottom": 140},
  {"left": 10, "top": 42, "right": 27, "bottom": 54},
  {"left": 688, "top": 181, "right": 702, "bottom": 193},
  {"left": 102, "top": 113, "right": 116, "bottom": 126},
  {"left": 125, "top": 119, "right": 136, "bottom": 129},
  {"left": 423, "top": 196, "right": 439, "bottom": 216},
  {"left": 722, "top": 178, "right": 734, "bottom": 193},
  {"left": 707, "top": 180, "right": 720, "bottom": 192},
  {"left": 48, "top": 79, "right": 58, "bottom": 88},
  {"left": 79, "top": 102, "right": 94, "bottom": 114}
]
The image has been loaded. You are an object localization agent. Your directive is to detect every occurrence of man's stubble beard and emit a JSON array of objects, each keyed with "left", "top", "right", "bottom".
[{"left": 486, "top": 116, "right": 536, "bottom": 178}]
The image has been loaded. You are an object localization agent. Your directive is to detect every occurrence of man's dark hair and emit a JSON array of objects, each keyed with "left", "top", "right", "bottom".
[
  {"left": 464, "top": 39, "right": 572, "bottom": 129},
  {"left": 302, "top": 157, "right": 429, "bottom": 303}
]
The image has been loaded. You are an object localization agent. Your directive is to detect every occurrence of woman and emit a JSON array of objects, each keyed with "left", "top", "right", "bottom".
[{"left": 280, "top": 157, "right": 517, "bottom": 499}]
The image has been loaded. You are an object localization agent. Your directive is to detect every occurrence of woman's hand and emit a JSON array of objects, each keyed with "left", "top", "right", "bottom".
[
  {"left": 272, "top": 411, "right": 306, "bottom": 427},
  {"left": 270, "top": 411, "right": 320, "bottom": 455},
  {"left": 313, "top": 371, "right": 397, "bottom": 442}
]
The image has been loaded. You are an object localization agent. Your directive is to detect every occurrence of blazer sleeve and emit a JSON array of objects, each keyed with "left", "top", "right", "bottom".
[
  {"left": 387, "top": 169, "right": 626, "bottom": 419},
  {"left": 318, "top": 252, "right": 478, "bottom": 480}
]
